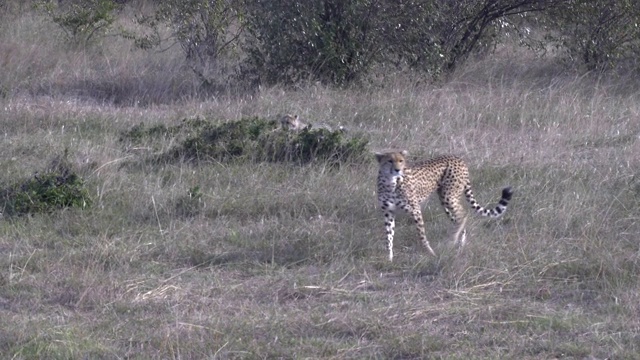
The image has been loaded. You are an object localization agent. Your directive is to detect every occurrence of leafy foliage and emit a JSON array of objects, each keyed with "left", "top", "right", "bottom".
[
  {"left": 119, "top": 117, "right": 210, "bottom": 145},
  {"left": 534, "top": 1, "right": 640, "bottom": 71},
  {"left": 125, "top": 117, "right": 369, "bottom": 166},
  {"left": 243, "top": 0, "right": 382, "bottom": 85},
  {"left": 242, "top": 0, "right": 564, "bottom": 85},
  {"left": 431, "top": 1, "right": 552, "bottom": 72},
  {"left": 40, "top": 0, "right": 640, "bottom": 87},
  {"left": 0, "top": 154, "right": 91, "bottom": 217},
  {"left": 257, "top": 126, "right": 369, "bottom": 165},
  {"left": 177, "top": 117, "right": 275, "bottom": 162},
  {"left": 35, "top": 0, "right": 120, "bottom": 46},
  {"left": 131, "top": 0, "right": 245, "bottom": 88}
]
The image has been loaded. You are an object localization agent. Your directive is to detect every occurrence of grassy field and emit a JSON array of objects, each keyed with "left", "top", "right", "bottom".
[{"left": 1, "top": 5, "right": 640, "bottom": 359}]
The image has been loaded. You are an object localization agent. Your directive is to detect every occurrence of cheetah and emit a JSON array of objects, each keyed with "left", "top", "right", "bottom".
[
  {"left": 375, "top": 150, "right": 513, "bottom": 261},
  {"left": 280, "top": 114, "right": 307, "bottom": 131},
  {"left": 280, "top": 114, "right": 346, "bottom": 133}
]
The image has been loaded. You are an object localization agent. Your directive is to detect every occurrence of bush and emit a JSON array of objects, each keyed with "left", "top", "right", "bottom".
[
  {"left": 35, "top": 0, "right": 120, "bottom": 47},
  {"left": 129, "top": 0, "right": 245, "bottom": 89},
  {"left": 119, "top": 0, "right": 640, "bottom": 87},
  {"left": 179, "top": 117, "right": 369, "bottom": 166},
  {"left": 0, "top": 154, "right": 91, "bottom": 217},
  {"left": 124, "top": 117, "right": 369, "bottom": 166},
  {"left": 241, "top": 1, "right": 563, "bottom": 85},
  {"left": 243, "top": 0, "right": 382, "bottom": 85},
  {"left": 539, "top": 1, "right": 640, "bottom": 71},
  {"left": 119, "top": 117, "right": 210, "bottom": 146},
  {"left": 257, "top": 125, "right": 369, "bottom": 165},
  {"left": 174, "top": 117, "right": 275, "bottom": 162}
]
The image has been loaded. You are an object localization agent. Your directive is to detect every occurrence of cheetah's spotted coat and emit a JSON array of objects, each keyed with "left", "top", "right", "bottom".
[{"left": 375, "top": 151, "right": 513, "bottom": 261}]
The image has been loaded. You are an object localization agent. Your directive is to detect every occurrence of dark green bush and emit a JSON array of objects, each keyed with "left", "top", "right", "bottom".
[
  {"left": 119, "top": 0, "right": 640, "bottom": 87},
  {"left": 173, "top": 117, "right": 275, "bottom": 162},
  {"left": 127, "top": 0, "right": 245, "bottom": 89},
  {"left": 1, "top": 156, "right": 91, "bottom": 217},
  {"left": 257, "top": 126, "right": 369, "bottom": 165},
  {"left": 243, "top": 0, "right": 381, "bottom": 85},
  {"left": 119, "top": 117, "right": 210, "bottom": 145},
  {"left": 532, "top": 1, "right": 640, "bottom": 71},
  {"left": 241, "top": 0, "right": 556, "bottom": 84},
  {"left": 179, "top": 117, "right": 368, "bottom": 166},
  {"left": 119, "top": 123, "right": 170, "bottom": 144},
  {"left": 124, "top": 117, "right": 369, "bottom": 166}
]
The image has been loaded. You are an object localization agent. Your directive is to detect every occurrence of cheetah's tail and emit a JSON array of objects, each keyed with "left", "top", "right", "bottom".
[{"left": 464, "top": 185, "right": 513, "bottom": 218}]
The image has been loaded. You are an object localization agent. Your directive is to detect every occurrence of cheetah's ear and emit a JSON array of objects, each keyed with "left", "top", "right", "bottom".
[
  {"left": 400, "top": 150, "right": 409, "bottom": 156},
  {"left": 374, "top": 152, "right": 385, "bottom": 163}
]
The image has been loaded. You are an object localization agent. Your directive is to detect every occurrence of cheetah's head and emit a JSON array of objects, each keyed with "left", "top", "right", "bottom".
[
  {"left": 375, "top": 150, "right": 409, "bottom": 178},
  {"left": 280, "top": 114, "right": 301, "bottom": 130}
]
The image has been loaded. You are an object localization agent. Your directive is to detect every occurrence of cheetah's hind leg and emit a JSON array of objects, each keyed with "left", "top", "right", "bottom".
[{"left": 452, "top": 216, "right": 468, "bottom": 247}]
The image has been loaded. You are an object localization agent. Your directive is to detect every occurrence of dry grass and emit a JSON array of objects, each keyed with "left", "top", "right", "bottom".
[{"left": 1, "top": 6, "right": 640, "bottom": 359}]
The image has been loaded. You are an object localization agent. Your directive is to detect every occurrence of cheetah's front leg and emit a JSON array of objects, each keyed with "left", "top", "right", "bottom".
[{"left": 383, "top": 209, "right": 396, "bottom": 261}]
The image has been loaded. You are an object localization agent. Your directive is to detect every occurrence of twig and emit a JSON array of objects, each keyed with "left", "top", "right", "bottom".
[{"left": 152, "top": 195, "right": 163, "bottom": 235}]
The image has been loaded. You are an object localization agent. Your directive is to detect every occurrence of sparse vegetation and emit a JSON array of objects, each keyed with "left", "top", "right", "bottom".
[
  {"left": 35, "top": 0, "right": 120, "bottom": 47},
  {"left": 0, "top": 153, "right": 91, "bottom": 217},
  {"left": 122, "top": 116, "right": 369, "bottom": 165},
  {"left": 1, "top": 1, "right": 640, "bottom": 359}
]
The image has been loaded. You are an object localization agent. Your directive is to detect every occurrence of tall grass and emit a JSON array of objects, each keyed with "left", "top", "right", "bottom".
[{"left": 1, "top": 6, "right": 639, "bottom": 359}]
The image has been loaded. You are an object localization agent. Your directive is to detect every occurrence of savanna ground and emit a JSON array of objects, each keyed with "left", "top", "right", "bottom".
[{"left": 2, "top": 6, "right": 640, "bottom": 360}]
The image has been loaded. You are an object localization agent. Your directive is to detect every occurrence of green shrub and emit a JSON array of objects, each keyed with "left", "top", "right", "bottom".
[
  {"left": 241, "top": 1, "right": 555, "bottom": 84},
  {"left": 119, "top": 123, "right": 170, "bottom": 144},
  {"left": 243, "top": 0, "right": 381, "bottom": 85},
  {"left": 537, "top": 1, "right": 640, "bottom": 71},
  {"left": 257, "top": 126, "right": 369, "bottom": 165},
  {"left": 35, "top": 0, "right": 120, "bottom": 47},
  {"left": 176, "top": 117, "right": 276, "bottom": 162},
  {"left": 127, "top": 0, "right": 245, "bottom": 89},
  {"left": 178, "top": 117, "right": 368, "bottom": 166},
  {"left": 0, "top": 155, "right": 91, "bottom": 217},
  {"left": 119, "top": 117, "right": 210, "bottom": 145},
  {"left": 123, "top": 117, "right": 369, "bottom": 166}
]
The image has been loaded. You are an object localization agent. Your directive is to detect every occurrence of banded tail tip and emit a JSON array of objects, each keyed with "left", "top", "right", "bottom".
[{"left": 502, "top": 187, "right": 513, "bottom": 201}]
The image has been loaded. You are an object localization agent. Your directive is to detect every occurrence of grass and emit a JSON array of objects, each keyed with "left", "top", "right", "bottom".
[{"left": 1, "top": 4, "right": 640, "bottom": 359}]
